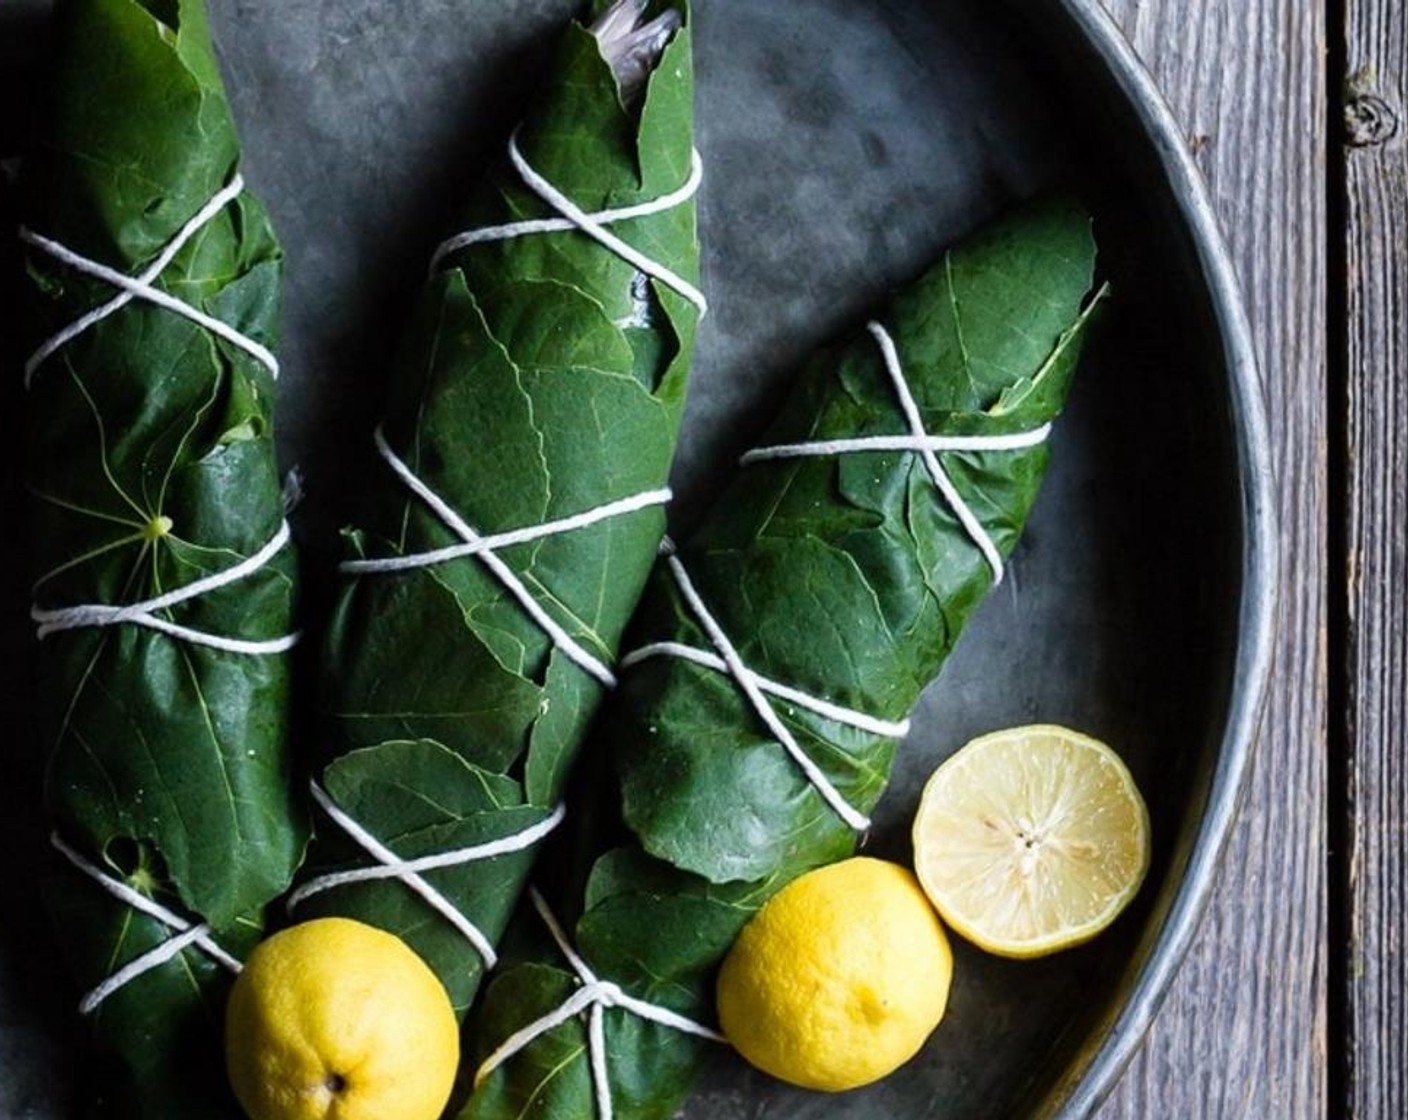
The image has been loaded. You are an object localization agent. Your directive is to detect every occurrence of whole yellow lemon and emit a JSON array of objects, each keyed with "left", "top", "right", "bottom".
[
  {"left": 716, "top": 857, "right": 952, "bottom": 1092},
  {"left": 225, "top": 918, "right": 458, "bottom": 1120}
]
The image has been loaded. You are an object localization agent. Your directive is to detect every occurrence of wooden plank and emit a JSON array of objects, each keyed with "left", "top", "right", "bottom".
[
  {"left": 1342, "top": 2, "right": 1407, "bottom": 1114},
  {"left": 1092, "top": 0, "right": 1329, "bottom": 1116}
]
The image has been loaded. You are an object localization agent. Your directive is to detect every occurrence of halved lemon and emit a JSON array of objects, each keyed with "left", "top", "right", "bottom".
[{"left": 912, "top": 724, "right": 1150, "bottom": 958}]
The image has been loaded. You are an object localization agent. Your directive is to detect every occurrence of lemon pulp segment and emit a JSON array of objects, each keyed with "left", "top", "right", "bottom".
[{"left": 913, "top": 724, "right": 1150, "bottom": 958}]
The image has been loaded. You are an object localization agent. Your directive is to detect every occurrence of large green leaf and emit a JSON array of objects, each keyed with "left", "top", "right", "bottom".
[
  {"left": 297, "top": 1, "right": 700, "bottom": 1018},
  {"left": 461, "top": 198, "right": 1106, "bottom": 1120},
  {"left": 20, "top": 2, "right": 303, "bottom": 1116}
]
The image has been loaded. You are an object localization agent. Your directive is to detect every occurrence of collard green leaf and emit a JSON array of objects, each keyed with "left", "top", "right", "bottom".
[
  {"left": 20, "top": 2, "right": 303, "bottom": 1117},
  {"left": 300, "top": 0, "right": 700, "bottom": 1017},
  {"left": 460, "top": 198, "right": 1105, "bottom": 1120}
]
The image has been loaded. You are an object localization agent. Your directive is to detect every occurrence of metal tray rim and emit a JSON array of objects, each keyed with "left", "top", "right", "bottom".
[{"left": 1040, "top": 1, "right": 1278, "bottom": 1115}]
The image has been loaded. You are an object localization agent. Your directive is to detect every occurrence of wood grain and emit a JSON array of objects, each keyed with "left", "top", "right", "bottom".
[
  {"left": 1093, "top": 1, "right": 1329, "bottom": 1116},
  {"left": 1343, "top": 1, "right": 1407, "bottom": 1114}
]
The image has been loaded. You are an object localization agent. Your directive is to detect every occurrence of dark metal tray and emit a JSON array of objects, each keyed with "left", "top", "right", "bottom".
[{"left": 0, "top": 1, "right": 1274, "bottom": 1117}]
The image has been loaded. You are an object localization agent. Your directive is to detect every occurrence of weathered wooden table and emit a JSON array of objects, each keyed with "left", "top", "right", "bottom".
[{"left": 1095, "top": 1, "right": 1400, "bottom": 1117}]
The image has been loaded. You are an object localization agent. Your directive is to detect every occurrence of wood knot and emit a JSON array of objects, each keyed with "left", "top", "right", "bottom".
[{"left": 1345, "top": 93, "right": 1399, "bottom": 148}]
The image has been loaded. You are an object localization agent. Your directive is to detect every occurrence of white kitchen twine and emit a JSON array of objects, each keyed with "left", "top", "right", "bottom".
[
  {"left": 353, "top": 425, "right": 664, "bottom": 688},
  {"left": 474, "top": 887, "right": 727, "bottom": 1119},
  {"left": 290, "top": 782, "right": 566, "bottom": 969},
  {"left": 343, "top": 483, "right": 671, "bottom": 576},
  {"left": 31, "top": 520, "right": 299, "bottom": 656},
  {"left": 653, "top": 543, "right": 873, "bottom": 833},
  {"left": 50, "top": 832, "right": 242, "bottom": 1015},
  {"left": 621, "top": 641, "right": 911, "bottom": 740},
  {"left": 741, "top": 321, "right": 1052, "bottom": 585},
  {"left": 430, "top": 127, "right": 707, "bottom": 316},
  {"left": 20, "top": 173, "right": 280, "bottom": 388}
]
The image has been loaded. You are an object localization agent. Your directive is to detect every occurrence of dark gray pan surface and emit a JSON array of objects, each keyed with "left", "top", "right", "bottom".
[{"left": 0, "top": 2, "right": 1272, "bottom": 1117}]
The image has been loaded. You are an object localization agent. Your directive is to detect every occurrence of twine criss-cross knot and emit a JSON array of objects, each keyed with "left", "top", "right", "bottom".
[
  {"left": 50, "top": 833, "right": 242, "bottom": 1015},
  {"left": 473, "top": 888, "right": 727, "bottom": 1120},
  {"left": 742, "top": 321, "right": 1051, "bottom": 585},
  {"left": 348, "top": 427, "right": 667, "bottom": 688},
  {"left": 291, "top": 783, "right": 566, "bottom": 970},
  {"left": 430, "top": 126, "right": 707, "bottom": 316},
  {"left": 21, "top": 174, "right": 279, "bottom": 387}
]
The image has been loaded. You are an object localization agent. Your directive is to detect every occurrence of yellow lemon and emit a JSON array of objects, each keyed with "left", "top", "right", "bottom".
[
  {"left": 716, "top": 857, "right": 952, "bottom": 1092},
  {"left": 225, "top": 918, "right": 458, "bottom": 1120},
  {"left": 913, "top": 724, "right": 1151, "bottom": 959}
]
